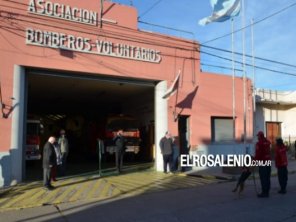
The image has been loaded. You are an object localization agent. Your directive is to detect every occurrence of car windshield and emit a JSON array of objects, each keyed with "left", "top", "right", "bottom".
[{"left": 107, "top": 118, "right": 138, "bottom": 131}]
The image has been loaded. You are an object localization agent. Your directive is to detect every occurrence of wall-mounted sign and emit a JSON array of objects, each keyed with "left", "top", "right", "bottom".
[
  {"left": 26, "top": 28, "right": 162, "bottom": 63},
  {"left": 26, "top": 0, "right": 162, "bottom": 63},
  {"left": 28, "top": 0, "right": 98, "bottom": 26}
]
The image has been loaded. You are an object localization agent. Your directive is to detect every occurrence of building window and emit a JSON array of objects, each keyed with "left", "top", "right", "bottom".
[{"left": 211, "top": 117, "right": 234, "bottom": 143}]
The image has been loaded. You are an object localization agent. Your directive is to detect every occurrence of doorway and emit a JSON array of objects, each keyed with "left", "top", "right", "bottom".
[
  {"left": 266, "top": 122, "right": 281, "bottom": 146},
  {"left": 178, "top": 115, "right": 190, "bottom": 155}
]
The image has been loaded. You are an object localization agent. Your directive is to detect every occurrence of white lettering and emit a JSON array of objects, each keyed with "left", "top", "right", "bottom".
[
  {"left": 27, "top": 0, "right": 98, "bottom": 26},
  {"left": 68, "top": 35, "right": 75, "bottom": 49},
  {"left": 59, "top": 33, "right": 66, "bottom": 47},
  {"left": 84, "top": 38, "right": 92, "bottom": 51},
  {"left": 72, "top": 8, "right": 79, "bottom": 21},
  {"left": 193, "top": 155, "right": 199, "bottom": 166},
  {"left": 25, "top": 28, "right": 161, "bottom": 63},
  {"left": 65, "top": 5, "right": 72, "bottom": 20},
  {"left": 155, "top": 51, "right": 161, "bottom": 63},
  {"left": 102, "top": 41, "right": 110, "bottom": 54},
  {"left": 28, "top": 0, "right": 36, "bottom": 13},
  {"left": 82, "top": 10, "right": 90, "bottom": 23},
  {"left": 245, "top": 155, "right": 252, "bottom": 167},
  {"left": 26, "top": 28, "right": 34, "bottom": 43},
  {"left": 75, "top": 37, "right": 84, "bottom": 50},
  {"left": 45, "top": 1, "right": 53, "bottom": 16},
  {"left": 207, "top": 154, "right": 215, "bottom": 167},
  {"left": 96, "top": 40, "right": 104, "bottom": 53},
  {"left": 53, "top": 3, "right": 60, "bottom": 17},
  {"left": 37, "top": 0, "right": 45, "bottom": 14},
  {"left": 43, "top": 31, "right": 51, "bottom": 45},
  {"left": 89, "top": 11, "right": 97, "bottom": 25},
  {"left": 180, "top": 155, "right": 187, "bottom": 167},
  {"left": 52, "top": 32, "right": 59, "bottom": 47}
]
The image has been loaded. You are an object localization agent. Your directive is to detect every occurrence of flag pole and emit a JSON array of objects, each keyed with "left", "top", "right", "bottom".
[
  {"left": 231, "top": 18, "right": 236, "bottom": 142},
  {"left": 241, "top": 0, "right": 247, "bottom": 145},
  {"left": 251, "top": 18, "right": 256, "bottom": 141}
]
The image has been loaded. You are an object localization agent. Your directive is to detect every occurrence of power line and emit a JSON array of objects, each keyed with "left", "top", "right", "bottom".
[
  {"left": 0, "top": 2, "right": 196, "bottom": 47},
  {"left": 0, "top": 12, "right": 197, "bottom": 53},
  {"left": 201, "top": 63, "right": 243, "bottom": 72},
  {"left": 2, "top": 1, "right": 296, "bottom": 78},
  {"left": 139, "top": 20, "right": 195, "bottom": 36},
  {"left": 202, "top": 1, "right": 296, "bottom": 44},
  {"left": 200, "top": 50, "right": 296, "bottom": 77},
  {"left": 138, "top": 0, "right": 164, "bottom": 19},
  {"left": 201, "top": 44, "right": 296, "bottom": 70}
]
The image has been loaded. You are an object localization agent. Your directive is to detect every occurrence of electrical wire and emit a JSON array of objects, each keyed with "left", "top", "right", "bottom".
[
  {"left": 139, "top": 20, "right": 195, "bottom": 37},
  {"left": 201, "top": 63, "right": 243, "bottom": 72},
  {"left": 0, "top": 13, "right": 198, "bottom": 57},
  {"left": 200, "top": 50, "right": 296, "bottom": 77},
  {"left": 0, "top": 1, "right": 197, "bottom": 47},
  {"left": 201, "top": 44, "right": 296, "bottom": 70},
  {"left": 138, "top": 0, "right": 164, "bottom": 19},
  {"left": 202, "top": 1, "right": 296, "bottom": 44},
  {"left": 2, "top": 1, "right": 296, "bottom": 79}
]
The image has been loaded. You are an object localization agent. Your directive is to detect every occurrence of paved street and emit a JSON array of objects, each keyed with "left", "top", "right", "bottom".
[{"left": 1, "top": 169, "right": 295, "bottom": 222}]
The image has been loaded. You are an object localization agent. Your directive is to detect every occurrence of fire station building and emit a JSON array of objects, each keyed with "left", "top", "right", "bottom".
[{"left": 0, "top": 0, "right": 253, "bottom": 187}]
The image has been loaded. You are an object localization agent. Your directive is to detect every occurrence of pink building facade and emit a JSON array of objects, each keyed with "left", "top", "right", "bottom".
[{"left": 0, "top": 0, "right": 253, "bottom": 186}]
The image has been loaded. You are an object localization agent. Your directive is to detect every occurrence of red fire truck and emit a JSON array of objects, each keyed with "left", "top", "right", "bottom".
[
  {"left": 26, "top": 119, "right": 42, "bottom": 160},
  {"left": 104, "top": 115, "right": 141, "bottom": 154}
]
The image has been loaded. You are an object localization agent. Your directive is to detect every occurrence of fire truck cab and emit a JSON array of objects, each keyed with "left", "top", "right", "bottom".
[
  {"left": 104, "top": 115, "right": 141, "bottom": 154},
  {"left": 26, "top": 119, "right": 43, "bottom": 161}
]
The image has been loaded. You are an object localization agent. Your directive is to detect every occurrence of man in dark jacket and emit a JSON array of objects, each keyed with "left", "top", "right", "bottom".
[
  {"left": 114, "top": 129, "right": 126, "bottom": 173},
  {"left": 159, "top": 132, "right": 173, "bottom": 173},
  {"left": 43, "top": 136, "right": 57, "bottom": 190},
  {"left": 254, "top": 131, "right": 271, "bottom": 198}
]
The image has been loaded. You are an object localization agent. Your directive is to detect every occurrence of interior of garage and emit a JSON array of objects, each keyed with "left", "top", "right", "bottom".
[{"left": 25, "top": 69, "right": 156, "bottom": 181}]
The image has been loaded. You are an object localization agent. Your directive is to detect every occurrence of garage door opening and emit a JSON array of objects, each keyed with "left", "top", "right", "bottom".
[{"left": 25, "top": 69, "right": 156, "bottom": 181}]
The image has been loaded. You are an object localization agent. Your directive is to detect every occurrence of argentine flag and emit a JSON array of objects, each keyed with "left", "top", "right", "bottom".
[{"left": 199, "top": 0, "right": 241, "bottom": 26}]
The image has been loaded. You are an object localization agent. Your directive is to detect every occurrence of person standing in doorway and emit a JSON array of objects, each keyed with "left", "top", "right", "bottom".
[
  {"left": 114, "top": 129, "right": 126, "bottom": 174},
  {"left": 254, "top": 131, "right": 271, "bottom": 198},
  {"left": 159, "top": 132, "right": 173, "bottom": 173},
  {"left": 58, "top": 129, "right": 69, "bottom": 176},
  {"left": 51, "top": 141, "right": 62, "bottom": 182},
  {"left": 275, "top": 138, "right": 288, "bottom": 194},
  {"left": 43, "top": 136, "right": 56, "bottom": 190}
]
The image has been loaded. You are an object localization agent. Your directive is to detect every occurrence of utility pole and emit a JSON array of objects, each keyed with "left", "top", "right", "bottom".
[{"left": 241, "top": 0, "right": 247, "bottom": 145}]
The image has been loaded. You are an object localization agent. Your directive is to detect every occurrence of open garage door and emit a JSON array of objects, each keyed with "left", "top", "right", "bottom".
[{"left": 25, "top": 68, "right": 157, "bottom": 180}]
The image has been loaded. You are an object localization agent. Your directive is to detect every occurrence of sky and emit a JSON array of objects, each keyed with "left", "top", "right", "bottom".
[{"left": 110, "top": 0, "right": 296, "bottom": 91}]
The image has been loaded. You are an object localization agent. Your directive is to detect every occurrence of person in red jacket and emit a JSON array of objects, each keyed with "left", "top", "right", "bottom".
[
  {"left": 275, "top": 138, "right": 288, "bottom": 194},
  {"left": 254, "top": 131, "right": 271, "bottom": 198}
]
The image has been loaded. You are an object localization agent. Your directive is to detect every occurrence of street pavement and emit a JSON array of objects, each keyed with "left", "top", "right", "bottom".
[{"left": 1, "top": 167, "right": 295, "bottom": 222}]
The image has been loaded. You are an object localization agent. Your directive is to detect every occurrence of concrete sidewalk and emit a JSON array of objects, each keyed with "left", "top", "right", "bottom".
[
  {"left": 1, "top": 168, "right": 295, "bottom": 222},
  {"left": 0, "top": 164, "right": 222, "bottom": 212}
]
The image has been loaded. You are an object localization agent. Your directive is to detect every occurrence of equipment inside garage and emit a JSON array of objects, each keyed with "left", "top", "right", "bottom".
[{"left": 25, "top": 69, "right": 156, "bottom": 180}]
